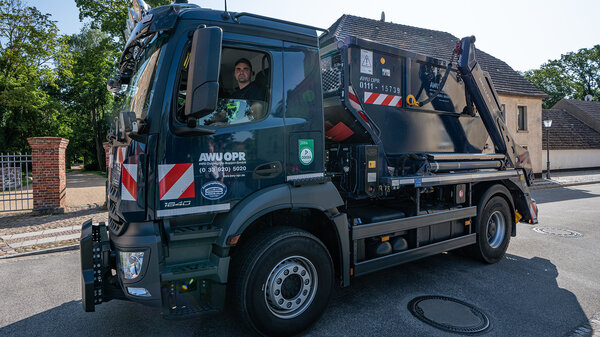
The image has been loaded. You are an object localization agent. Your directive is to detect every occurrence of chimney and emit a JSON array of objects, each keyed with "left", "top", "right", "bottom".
[{"left": 381, "top": 11, "right": 385, "bottom": 22}]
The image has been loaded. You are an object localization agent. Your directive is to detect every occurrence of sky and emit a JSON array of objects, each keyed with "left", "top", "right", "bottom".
[{"left": 28, "top": 0, "right": 600, "bottom": 72}]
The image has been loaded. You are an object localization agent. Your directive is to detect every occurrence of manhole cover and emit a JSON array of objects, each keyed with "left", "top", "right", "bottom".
[
  {"left": 408, "top": 296, "right": 490, "bottom": 334},
  {"left": 532, "top": 226, "right": 583, "bottom": 238}
]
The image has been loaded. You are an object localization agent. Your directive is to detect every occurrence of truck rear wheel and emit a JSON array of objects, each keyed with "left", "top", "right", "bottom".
[
  {"left": 229, "top": 227, "right": 333, "bottom": 336},
  {"left": 469, "top": 196, "right": 512, "bottom": 264}
]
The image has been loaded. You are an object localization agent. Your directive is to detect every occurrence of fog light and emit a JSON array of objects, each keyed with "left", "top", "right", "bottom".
[
  {"left": 118, "top": 251, "right": 145, "bottom": 279},
  {"left": 127, "top": 287, "right": 151, "bottom": 297}
]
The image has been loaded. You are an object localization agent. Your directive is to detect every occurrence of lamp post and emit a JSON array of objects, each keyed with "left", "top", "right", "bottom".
[{"left": 543, "top": 118, "right": 553, "bottom": 179}]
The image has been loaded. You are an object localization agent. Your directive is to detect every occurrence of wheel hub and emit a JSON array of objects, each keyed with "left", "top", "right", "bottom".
[
  {"left": 486, "top": 211, "right": 506, "bottom": 248},
  {"left": 265, "top": 256, "right": 317, "bottom": 319}
]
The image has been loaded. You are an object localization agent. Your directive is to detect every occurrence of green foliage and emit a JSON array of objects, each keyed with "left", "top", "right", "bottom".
[
  {"left": 57, "top": 26, "right": 120, "bottom": 171},
  {"left": 523, "top": 61, "right": 572, "bottom": 109},
  {"left": 524, "top": 45, "right": 600, "bottom": 109},
  {"left": 75, "top": 0, "right": 170, "bottom": 43},
  {"left": 0, "top": 0, "right": 125, "bottom": 171},
  {"left": 0, "top": 0, "right": 68, "bottom": 152},
  {"left": 560, "top": 46, "right": 600, "bottom": 101}
]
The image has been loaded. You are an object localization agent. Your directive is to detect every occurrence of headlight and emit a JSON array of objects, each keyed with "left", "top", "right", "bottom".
[{"left": 118, "top": 251, "right": 145, "bottom": 280}]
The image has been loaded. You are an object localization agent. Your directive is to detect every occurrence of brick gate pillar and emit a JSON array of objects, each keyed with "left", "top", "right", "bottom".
[
  {"left": 103, "top": 142, "right": 111, "bottom": 172},
  {"left": 27, "top": 137, "right": 69, "bottom": 214}
]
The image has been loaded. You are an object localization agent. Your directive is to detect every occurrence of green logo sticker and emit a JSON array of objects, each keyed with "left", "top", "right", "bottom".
[
  {"left": 298, "top": 139, "right": 314, "bottom": 165},
  {"left": 226, "top": 101, "right": 240, "bottom": 121}
]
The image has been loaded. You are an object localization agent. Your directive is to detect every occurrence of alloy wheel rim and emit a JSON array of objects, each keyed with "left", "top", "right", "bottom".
[{"left": 264, "top": 255, "right": 318, "bottom": 319}]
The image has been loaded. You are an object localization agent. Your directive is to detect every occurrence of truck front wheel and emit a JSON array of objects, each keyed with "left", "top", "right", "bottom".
[
  {"left": 470, "top": 196, "right": 512, "bottom": 264},
  {"left": 229, "top": 227, "right": 333, "bottom": 336}
]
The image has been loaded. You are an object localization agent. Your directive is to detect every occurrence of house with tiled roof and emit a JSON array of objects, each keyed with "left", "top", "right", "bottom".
[
  {"left": 552, "top": 99, "right": 600, "bottom": 134},
  {"left": 320, "top": 14, "right": 548, "bottom": 173},
  {"left": 542, "top": 100, "right": 600, "bottom": 170}
]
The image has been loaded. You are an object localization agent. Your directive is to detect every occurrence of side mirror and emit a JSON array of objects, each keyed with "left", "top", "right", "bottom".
[
  {"left": 107, "top": 75, "right": 130, "bottom": 94},
  {"left": 114, "top": 110, "right": 144, "bottom": 144},
  {"left": 107, "top": 76, "right": 122, "bottom": 93},
  {"left": 120, "top": 110, "right": 138, "bottom": 134},
  {"left": 184, "top": 26, "right": 223, "bottom": 118}
]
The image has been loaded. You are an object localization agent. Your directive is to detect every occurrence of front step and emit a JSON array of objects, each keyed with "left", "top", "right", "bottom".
[
  {"left": 160, "top": 254, "right": 230, "bottom": 283},
  {"left": 162, "top": 303, "right": 219, "bottom": 320},
  {"left": 161, "top": 261, "right": 218, "bottom": 281},
  {"left": 163, "top": 221, "right": 221, "bottom": 242}
]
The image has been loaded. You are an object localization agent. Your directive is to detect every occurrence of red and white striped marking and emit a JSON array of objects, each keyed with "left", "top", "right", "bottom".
[
  {"left": 158, "top": 164, "right": 195, "bottom": 200},
  {"left": 348, "top": 86, "right": 370, "bottom": 125},
  {"left": 348, "top": 86, "right": 362, "bottom": 111},
  {"left": 116, "top": 147, "right": 127, "bottom": 165},
  {"left": 364, "top": 92, "right": 402, "bottom": 107},
  {"left": 121, "top": 164, "right": 138, "bottom": 201}
]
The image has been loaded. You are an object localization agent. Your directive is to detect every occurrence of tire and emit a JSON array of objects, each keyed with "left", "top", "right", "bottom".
[
  {"left": 469, "top": 196, "right": 512, "bottom": 264},
  {"left": 229, "top": 227, "right": 334, "bottom": 336}
]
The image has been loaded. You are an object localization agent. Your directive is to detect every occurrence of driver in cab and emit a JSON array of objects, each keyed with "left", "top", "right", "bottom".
[
  {"left": 231, "top": 58, "right": 265, "bottom": 101},
  {"left": 207, "top": 58, "right": 266, "bottom": 125}
]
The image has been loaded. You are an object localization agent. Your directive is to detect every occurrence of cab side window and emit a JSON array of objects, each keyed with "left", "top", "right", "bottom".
[{"left": 175, "top": 47, "right": 271, "bottom": 126}]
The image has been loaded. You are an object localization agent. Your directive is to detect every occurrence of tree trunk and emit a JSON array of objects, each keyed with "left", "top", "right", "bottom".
[{"left": 91, "top": 106, "right": 105, "bottom": 172}]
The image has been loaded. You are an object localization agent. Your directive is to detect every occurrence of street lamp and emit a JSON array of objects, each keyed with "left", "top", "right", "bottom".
[{"left": 543, "top": 118, "right": 553, "bottom": 179}]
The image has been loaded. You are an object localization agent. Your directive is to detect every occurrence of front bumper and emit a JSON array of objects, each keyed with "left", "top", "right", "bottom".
[
  {"left": 80, "top": 219, "right": 160, "bottom": 312},
  {"left": 80, "top": 219, "right": 229, "bottom": 316},
  {"left": 80, "top": 220, "right": 112, "bottom": 312}
]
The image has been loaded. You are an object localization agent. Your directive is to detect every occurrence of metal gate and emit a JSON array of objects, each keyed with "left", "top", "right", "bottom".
[{"left": 1, "top": 153, "right": 33, "bottom": 212}]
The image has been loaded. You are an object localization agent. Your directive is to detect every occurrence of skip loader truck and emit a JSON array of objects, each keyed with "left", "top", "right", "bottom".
[{"left": 80, "top": 0, "right": 539, "bottom": 335}]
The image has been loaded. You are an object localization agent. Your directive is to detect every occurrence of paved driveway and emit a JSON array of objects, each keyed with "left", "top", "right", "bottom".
[{"left": 65, "top": 170, "right": 106, "bottom": 208}]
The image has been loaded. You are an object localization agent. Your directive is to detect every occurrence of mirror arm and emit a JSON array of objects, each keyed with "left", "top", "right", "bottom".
[
  {"left": 170, "top": 115, "right": 215, "bottom": 136},
  {"left": 171, "top": 125, "right": 216, "bottom": 136}
]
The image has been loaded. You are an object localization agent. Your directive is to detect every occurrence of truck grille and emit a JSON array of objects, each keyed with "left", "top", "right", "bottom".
[
  {"left": 108, "top": 215, "right": 127, "bottom": 236},
  {"left": 109, "top": 184, "right": 119, "bottom": 199},
  {"left": 107, "top": 193, "right": 128, "bottom": 236}
]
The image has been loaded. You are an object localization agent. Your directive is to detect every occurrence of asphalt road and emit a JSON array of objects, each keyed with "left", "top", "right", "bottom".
[{"left": 1, "top": 183, "right": 599, "bottom": 336}]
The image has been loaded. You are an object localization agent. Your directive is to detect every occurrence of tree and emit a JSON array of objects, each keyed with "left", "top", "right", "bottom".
[
  {"left": 58, "top": 27, "right": 120, "bottom": 171},
  {"left": 0, "top": 0, "right": 68, "bottom": 152},
  {"left": 523, "top": 60, "right": 573, "bottom": 109},
  {"left": 561, "top": 46, "right": 600, "bottom": 101},
  {"left": 75, "top": 0, "right": 170, "bottom": 43},
  {"left": 524, "top": 45, "right": 600, "bottom": 109}
]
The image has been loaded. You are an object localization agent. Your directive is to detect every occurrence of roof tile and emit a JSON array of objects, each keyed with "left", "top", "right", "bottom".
[
  {"left": 552, "top": 99, "right": 600, "bottom": 134},
  {"left": 542, "top": 109, "right": 600, "bottom": 149}
]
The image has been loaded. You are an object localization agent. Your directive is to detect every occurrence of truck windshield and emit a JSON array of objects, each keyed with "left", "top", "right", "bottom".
[{"left": 123, "top": 33, "right": 168, "bottom": 119}]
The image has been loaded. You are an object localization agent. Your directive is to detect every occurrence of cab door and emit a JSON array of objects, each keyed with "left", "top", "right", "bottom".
[
  {"left": 156, "top": 33, "right": 285, "bottom": 219},
  {"left": 283, "top": 41, "right": 325, "bottom": 182}
]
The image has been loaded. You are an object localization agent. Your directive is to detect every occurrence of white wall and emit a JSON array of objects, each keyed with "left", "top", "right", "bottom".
[
  {"left": 498, "top": 95, "right": 543, "bottom": 174},
  {"left": 541, "top": 149, "right": 600, "bottom": 170}
]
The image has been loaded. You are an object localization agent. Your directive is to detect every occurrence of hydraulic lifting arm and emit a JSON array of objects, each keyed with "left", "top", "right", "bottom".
[{"left": 457, "top": 36, "right": 534, "bottom": 185}]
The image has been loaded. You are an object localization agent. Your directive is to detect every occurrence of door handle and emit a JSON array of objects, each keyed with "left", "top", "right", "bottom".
[{"left": 253, "top": 161, "right": 282, "bottom": 179}]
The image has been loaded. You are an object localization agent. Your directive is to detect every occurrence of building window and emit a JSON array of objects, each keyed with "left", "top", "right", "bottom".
[{"left": 517, "top": 106, "right": 527, "bottom": 131}]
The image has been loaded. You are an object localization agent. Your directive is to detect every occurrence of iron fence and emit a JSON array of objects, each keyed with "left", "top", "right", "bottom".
[{"left": 1, "top": 153, "right": 33, "bottom": 212}]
